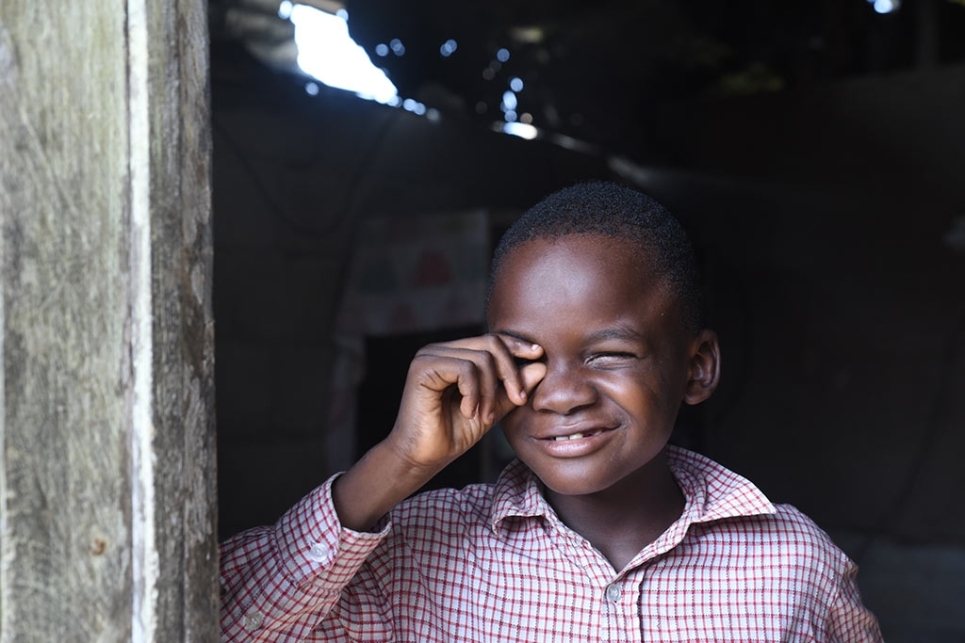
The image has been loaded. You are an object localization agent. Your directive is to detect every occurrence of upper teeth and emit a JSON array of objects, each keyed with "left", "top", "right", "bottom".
[{"left": 554, "top": 433, "right": 585, "bottom": 441}]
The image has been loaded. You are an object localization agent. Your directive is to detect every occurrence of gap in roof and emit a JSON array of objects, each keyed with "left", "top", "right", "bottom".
[
  {"left": 284, "top": 3, "right": 542, "bottom": 143},
  {"left": 289, "top": 3, "right": 399, "bottom": 105}
]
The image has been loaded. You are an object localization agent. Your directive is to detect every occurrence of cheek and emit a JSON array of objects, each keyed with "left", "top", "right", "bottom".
[
  {"left": 499, "top": 406, "right": 528, "bottom": 436},
  {"left": 497, "top": 407, "right": 542, "bottom": 454},
  {"left": 597, "top": 371, "right": 652, "bottom": 404},
  {"left": 598, "top": 371, "right": 678, "bottom": 421}
]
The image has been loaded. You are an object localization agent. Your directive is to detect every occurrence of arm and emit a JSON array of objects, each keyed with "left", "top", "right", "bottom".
[
  {"left": 220, "top": 334, "right": 546, "bottom": 640},
  {"left": 219, "top": 475, "right": 389, "bottom": 641},
  {"left": 826, "top": 559, "right": 884, "bottom": 643},
  {"left": 332, "top": 334, "right": 546, "bottom": 532}
]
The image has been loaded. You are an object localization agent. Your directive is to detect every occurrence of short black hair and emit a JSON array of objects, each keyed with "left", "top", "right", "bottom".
[{"left": 488, "top": 180, "right": 704, "bottom": 332}]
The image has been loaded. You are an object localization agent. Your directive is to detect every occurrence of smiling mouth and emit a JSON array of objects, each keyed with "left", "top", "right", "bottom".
[{"left": 545, "top": 429, "right": 608, "bottom": 441}]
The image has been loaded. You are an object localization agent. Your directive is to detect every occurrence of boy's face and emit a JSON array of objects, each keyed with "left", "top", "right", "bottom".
[{"left": 488, "top": 234, "right": 709, "bottom": 498}]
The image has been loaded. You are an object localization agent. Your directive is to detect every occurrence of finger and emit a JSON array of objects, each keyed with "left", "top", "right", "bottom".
[
  {"left": 411, "top": 353, "right": 481, "bottom": 419},
  {"left": 416, "top": 336, "right": 541, "bottom": 420},
  {"left": 519, "top": 360, "right": 547, "bottom": 395},
  {"left": 492, "top": 361, "right": 547, "bottom": 422},
  {"left": 455, "top": 363, "right": 480, "bottom": 419},
  {"left": 490, "top": 336, "right": 543, "bottom": 405},
  {"left": 448, "top": 347, "right": 500, "bottom": 424},
  {"left": 419, "top": 340, "right": 510, "bottom": 423}
]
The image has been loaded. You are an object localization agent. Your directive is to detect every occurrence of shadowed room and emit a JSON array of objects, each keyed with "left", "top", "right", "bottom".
[
  {"left": 208, "top": 1, "right": 965, "bottom": 640},
  {"left": 2, "top": 0, "right": 962, "bottom": 639}
]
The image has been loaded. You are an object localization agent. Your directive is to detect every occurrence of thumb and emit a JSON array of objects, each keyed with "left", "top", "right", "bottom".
[{"left": 493, "top": 361, "right": 546, "bottom": 422}]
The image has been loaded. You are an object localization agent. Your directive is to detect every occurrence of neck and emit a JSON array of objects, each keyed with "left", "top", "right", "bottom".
[{"left": 543, "top": 450, "right": 685, "bottom": 571}]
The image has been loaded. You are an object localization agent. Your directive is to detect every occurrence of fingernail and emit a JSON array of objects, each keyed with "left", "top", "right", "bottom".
[{"left": 531, "top": 343, "right": 540, "bottom": 351}]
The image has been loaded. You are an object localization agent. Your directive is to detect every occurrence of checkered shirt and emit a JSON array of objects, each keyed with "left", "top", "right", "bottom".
[{"left": 220, "top": 446, "right": 883, "bottom": 641}]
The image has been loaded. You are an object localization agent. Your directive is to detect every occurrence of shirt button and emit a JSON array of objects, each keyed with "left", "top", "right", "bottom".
[
  {"left": 244, "top": 610, "right": 264, "bottom": 631},
  {"left": 605, "top": 583, "right": 621, "bottom": 603},
  {"left": 308, "top": 541, "right": 332, "bottom": 563}
]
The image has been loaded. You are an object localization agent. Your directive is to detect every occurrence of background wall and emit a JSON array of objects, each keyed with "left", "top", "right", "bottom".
[
  {"left": 210, "top": 13, "right": 965, "bottom": 641},
  {"left": 648, "top": 67, "right": 965, "bottom": 641}
]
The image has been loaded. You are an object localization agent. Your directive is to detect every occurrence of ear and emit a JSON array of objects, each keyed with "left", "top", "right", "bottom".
[{"left": 683, "top": 329, "right": 721, "bottom": 405}]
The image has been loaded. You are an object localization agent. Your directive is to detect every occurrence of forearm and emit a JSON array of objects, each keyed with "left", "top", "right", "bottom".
[
  {"left": 220, "top": 475, "right": 390, "bottom": 640},
  {"left": 332, "top": 438, "right": 443, "bottom": 532}
]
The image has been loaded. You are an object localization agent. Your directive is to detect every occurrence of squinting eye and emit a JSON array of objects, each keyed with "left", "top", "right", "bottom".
[{"left": 588, "top": 352, "right": 636, "bottom": 365}]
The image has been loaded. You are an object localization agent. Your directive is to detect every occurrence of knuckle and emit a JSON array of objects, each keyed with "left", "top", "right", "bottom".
[
  {"left": 416, "top": 342, "right": 445, "bottom": 355},
  {"left": 457, "top": 359, "right": 478, "bottom": 379},
  {"left": 489, "top": 333, "right": 512, "bottom": 354},
  {"left": 479, "top": 349, "right": 497, "bottom": 371},
  {"left": 408, "top": 353, "right": 433, "bottom": 375}
]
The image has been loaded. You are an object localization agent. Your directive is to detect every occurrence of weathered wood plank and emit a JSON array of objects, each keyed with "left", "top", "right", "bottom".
[
  {"left": 145, "top": 0, "right": 219, "bottom": 640},
  {"left": 0, "top": 1, "right": 217, "bottom": 640},
  {"left": 0, "top": 5, "right": 134, "bottom": 641}
]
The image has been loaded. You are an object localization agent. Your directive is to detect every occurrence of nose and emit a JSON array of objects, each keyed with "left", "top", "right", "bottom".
[{"left": 530, "top": 359, "right": 598, "bottom": 415}]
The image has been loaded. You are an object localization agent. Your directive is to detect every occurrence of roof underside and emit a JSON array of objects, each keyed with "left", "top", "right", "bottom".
[{"left": 210, "top": 0, "right": 965, "bottom": 158}]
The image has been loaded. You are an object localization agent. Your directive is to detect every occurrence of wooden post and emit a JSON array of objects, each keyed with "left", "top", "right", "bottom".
[{"left": 0, "top": 1, "right": 218, "bottom": 641}]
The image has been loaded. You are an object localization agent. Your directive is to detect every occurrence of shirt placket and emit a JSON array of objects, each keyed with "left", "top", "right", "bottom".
[
  {"left": 553, "top": 524, "right": 647, "bottom": 643},
  {"left": 601, "top": 569, "right": 644, "bottom": 643}
]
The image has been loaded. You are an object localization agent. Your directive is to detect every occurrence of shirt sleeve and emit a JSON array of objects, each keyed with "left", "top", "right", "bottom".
[
  {"left": 826, "top": 558, "right": 884, "bottom": 643},
  {"left": 219, "top": 474, "right": 392, "bottom": 642}
]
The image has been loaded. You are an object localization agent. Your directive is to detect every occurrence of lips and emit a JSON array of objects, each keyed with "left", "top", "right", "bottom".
[
  {"left": 548, "top": 429, "right": 605, "bottom": 441},
  {"left": 527, "top": 423, "right": 620, "bottom": 459},
  {"left": 538, "top": 423, "right": 617, "bottom": 442}
]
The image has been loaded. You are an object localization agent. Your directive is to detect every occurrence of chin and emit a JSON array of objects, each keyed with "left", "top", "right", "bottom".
[
  {"left": 541, "top": 478, "right": 614, "bottom": 497},
  {"left": 521, "top": 446, "right": 672, "bottom": 499},
  {"left": 528, "top": 461, "right": 626, "bottom": 497}
]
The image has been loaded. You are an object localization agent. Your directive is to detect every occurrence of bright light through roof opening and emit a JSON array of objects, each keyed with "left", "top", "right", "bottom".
[
  {"left": 502, "top": 122, "right": 538, "bottom": 140},
  {"left": 869, "top": 0, "right": 900, "bottom": 13},
  {"left": 290, "top": 5, "right": 398, "bottom": 104}
]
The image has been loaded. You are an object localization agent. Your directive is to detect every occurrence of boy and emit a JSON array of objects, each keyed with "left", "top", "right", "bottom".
[{"left": 220, "top": 182, "right": 883, "bottom": 641}]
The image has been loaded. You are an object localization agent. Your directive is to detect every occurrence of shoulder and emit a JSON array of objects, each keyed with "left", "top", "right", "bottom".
[
  {"left": 387, "top": 481, "right": 497, "bottom": 539},
  {"left": 741, "top": 503, "right": 847, "bottom": 555},
  {"left": 660, "top": 504, "right": 879, "bottom": 640},
  {"left": 668, "top": 447, "right": 852, "bottom": 575},
  {"left": 688, "top": 502, "right": 854, "bottom": 581},
  {"left": 771, "top": 503, "right": 853, "bottom": 568}
]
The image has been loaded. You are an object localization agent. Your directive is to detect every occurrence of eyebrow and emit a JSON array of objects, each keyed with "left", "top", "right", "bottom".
[
  {"left": 494, "top": 326, "right": 646, "bottom": 344},
  {"left": 585, "top": 327, "right": 646, "bottom": 344}
]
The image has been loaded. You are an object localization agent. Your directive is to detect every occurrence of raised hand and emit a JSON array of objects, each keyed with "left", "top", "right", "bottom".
[
  {"left": 386, "top": 335, "right": 546, "bottom": 472},
  {"left": 332, "top": 334, "right": 545, "bottom": 531}
]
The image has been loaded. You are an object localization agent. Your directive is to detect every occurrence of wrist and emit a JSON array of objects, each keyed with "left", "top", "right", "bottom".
[
  {"left": 332, "top": 440, "right": 441, "bottom": 532},
  {"left": 378, "top": 431, "right": 450, "bottom": 480}
]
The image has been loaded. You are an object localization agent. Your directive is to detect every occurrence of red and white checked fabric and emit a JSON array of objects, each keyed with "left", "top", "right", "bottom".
[{"left": 220, "top": 447, "right": 883, "bottom": 642}]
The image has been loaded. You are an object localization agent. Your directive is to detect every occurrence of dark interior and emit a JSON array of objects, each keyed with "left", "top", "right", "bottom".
[{"left": 208, "top": 2, "right": 965, "bottom": 640}]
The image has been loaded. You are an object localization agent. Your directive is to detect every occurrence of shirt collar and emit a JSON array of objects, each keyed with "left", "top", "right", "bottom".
[
  {"left": 490, "top": 445, "right": 775, "bottom": 533},
  {"left": 490, "top": 459, "right": 549, "bottom": 531},
  {"left": 667, "top": 445, "right": 776, "bottom": 524}
]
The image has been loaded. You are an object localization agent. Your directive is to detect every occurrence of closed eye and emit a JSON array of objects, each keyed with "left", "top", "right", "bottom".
[{"left": 586, "top": 352, "right": 638, "bottom": 367}]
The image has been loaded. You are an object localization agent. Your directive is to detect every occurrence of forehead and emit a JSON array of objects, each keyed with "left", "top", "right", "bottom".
[
  {"left": 493, "top": 234, "right": 653, "bottom": 289},
  {"left": 488, "top": 235, "right": 678, "bottom": 329}
]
